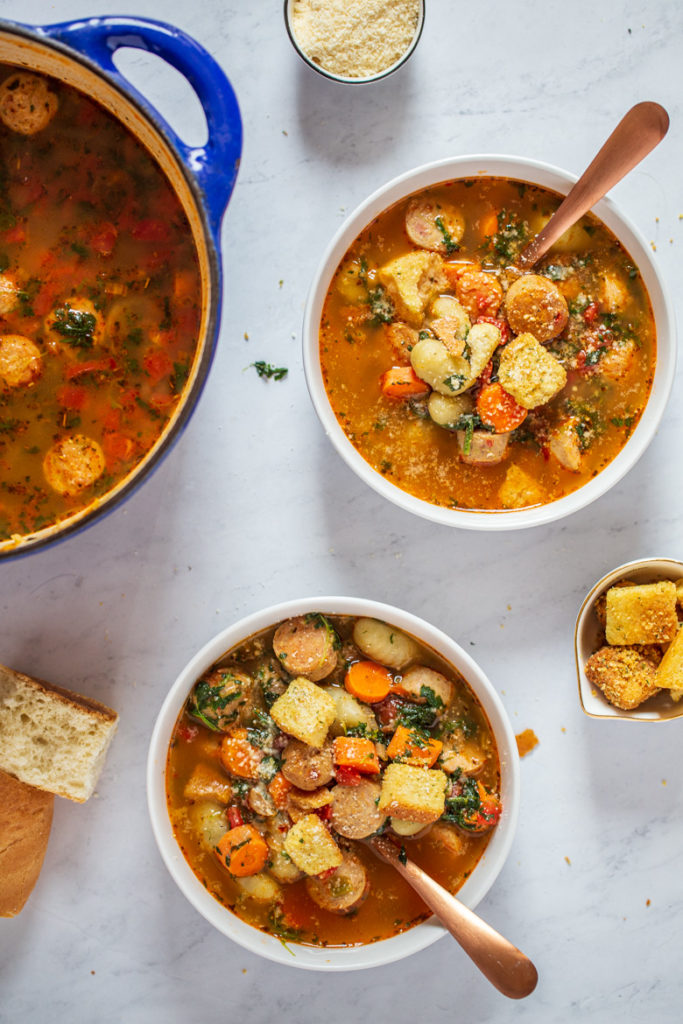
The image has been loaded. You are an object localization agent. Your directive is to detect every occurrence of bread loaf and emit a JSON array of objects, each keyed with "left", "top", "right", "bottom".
[
  {"left": 0, "top": 768, "right": 54, "bottom": 917},
  {"left": 0, "top": 664, "right": 118, "bottom": 802}
]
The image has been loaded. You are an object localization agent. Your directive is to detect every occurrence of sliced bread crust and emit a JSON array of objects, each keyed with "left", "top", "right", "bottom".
[
  {"left": 0, "top": 664, "right": 118, "bottom": 802},
  {"left": 0, "top": 768, "right": 54, "bottom": 917}
]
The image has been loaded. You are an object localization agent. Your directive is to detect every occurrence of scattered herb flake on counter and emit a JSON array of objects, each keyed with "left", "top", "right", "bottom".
[{"left": 250, "top": 361, "right": 288, "bottom": 381}]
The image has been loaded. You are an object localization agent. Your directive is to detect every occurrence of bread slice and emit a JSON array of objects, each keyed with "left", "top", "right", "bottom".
[
  {"left": 0, "top": 664, "right": 118, "bottom": 802},
  {"left": 0, "top": 768, "right": 54, "bottom": 917}
]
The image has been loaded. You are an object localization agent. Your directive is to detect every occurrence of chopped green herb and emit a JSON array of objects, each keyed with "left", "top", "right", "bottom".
[{"left": 250, "top": 361, "right": 288, "bottom": 381}]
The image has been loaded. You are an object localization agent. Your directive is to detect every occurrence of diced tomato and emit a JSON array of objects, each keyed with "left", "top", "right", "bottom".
[
  {"left": 334, "top": 765, "right": 363, "bottom": 786},
  {"left": 583, "top": 301, "right": 600, "bottom": 325},
  {"left": 476, "top": 316, "right": 511, "bottom": 343},
  {"left": 102, "top": 432, "right": 135, "bottom": 466},
  {"left": 314, "top": 804, "right": 332, "bottom": 821},
  {"left": 479, "top": 360, "right": 494, "bottom": 387},
  {"left": 317, "top": 866, "right": 338, "bottom": 881},
  {"left": 103, "top": 408, "right": 121, "bottom": 433},
  {"left": 91, "top": 223, "right": 118, "bottom": 257},
  {"left": 143, "top": 350, "right": 173, "bottom": 384},
  {"left": 177, "top": 721, "right": 198, "bottom": 742},
  {"left": 3, "top": 223, "right": 26, "bottom": 244},
  {"left": 132, "top": 218, "right": 171, "bottom": 243},
  {"left": 227, "top": 806, "right": 244, "bottom": 829},
  {"left": 56, "top": 384, "right": 87, "bottom": 410}
]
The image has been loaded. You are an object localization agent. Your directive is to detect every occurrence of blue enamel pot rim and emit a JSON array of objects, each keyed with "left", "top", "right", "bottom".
[{"left": 0, "top": 16, "right": 242, "bottom": 560}]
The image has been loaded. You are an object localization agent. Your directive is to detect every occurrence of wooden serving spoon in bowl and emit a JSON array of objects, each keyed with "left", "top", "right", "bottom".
[
  {"left": 517, "top": 101, "right": 669, "bottom": 271},
  {"left": 368, "top": 835, "right": 538, "bottom": 999}
]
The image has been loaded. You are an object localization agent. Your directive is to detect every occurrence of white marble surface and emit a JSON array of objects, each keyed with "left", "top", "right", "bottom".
[{"left": 0, "top": 0, "right": 682, "bottom": 1020}]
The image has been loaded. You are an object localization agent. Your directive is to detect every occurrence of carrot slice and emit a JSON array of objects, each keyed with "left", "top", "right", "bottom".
[
  {"left": 345, "top": 661, "right": 392, "bottom": 704},
  {"left": 216, "top": 824, "right": 268, "bottom": 877},
  {"left": 479, "top": 210, "right": 499, "bottom": 239},
  {"left": 333, "top": 736, "right": 381, "bottom": 774},
  {"left": 219, "top": 729, "right": 263, "bottom": 780},
  {"left": 476, "top": 382, "right": 527, "bottom": 433},
  {"left": 380, "top": 365, "right": 430, "bottom": 399},
  {"left": 268, "top": 771, "right": 292, "bottom": 809},
  {"left": 386, "top": 725, "right": 443, "bottom": 768}
]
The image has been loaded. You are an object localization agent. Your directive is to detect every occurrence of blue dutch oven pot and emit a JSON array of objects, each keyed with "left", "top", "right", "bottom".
[{"left": 0, "top": 16, "right": 242, "bottom": 557}]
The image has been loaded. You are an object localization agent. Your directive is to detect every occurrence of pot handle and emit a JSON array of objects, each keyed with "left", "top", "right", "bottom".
[{"left": 39, "top": 16, "right": 242, "bottom": 232}]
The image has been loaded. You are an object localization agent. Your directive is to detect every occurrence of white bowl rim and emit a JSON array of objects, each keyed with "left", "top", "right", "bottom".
[
  {"left": 147, "top": 595, "right": 520, "bottom": 971},
  {"left": 302, "top": 153, "right": 676, "bottom": 531}
]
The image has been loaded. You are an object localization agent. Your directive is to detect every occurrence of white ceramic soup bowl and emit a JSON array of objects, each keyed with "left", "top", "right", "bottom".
[
  {"left": 147, "top": 596, "right": 519, "bottom": 971},
  {"left": 302, "top": 155, "right": 676, "bottom": 530}
]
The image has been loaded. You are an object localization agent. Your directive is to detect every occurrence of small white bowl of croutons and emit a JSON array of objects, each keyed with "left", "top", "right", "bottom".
[{"left": 575, "top": 558, "right": 683, "bottom": 721}]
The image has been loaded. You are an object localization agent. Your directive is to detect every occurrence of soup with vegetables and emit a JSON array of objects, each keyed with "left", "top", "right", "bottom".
[
  {"left": 319, "top": 178, "right": 656, "bottom": 511},
  {"left": 0, "top": 66, "right": 200, "bottom": 544},
  {"left": 166, "top": 613, "right": 501, "bottom": 947}
]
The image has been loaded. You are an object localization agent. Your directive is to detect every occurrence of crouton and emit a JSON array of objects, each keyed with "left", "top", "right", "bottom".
[
  {"left": 183, "top": 763, "right": 232, "bottom": 804},
  {"left": 497, "top": 332, "right": 567, "bottom": 410},
  {"left": 605, "top": 581, "right": 678, "bottom": 645},
  {"left": 377, "top": 763, "right": 447, "bottom": 824},
  {"left": 676, "top": 580, "right": 683, "bottom": 607},
  {"left": 283, "top": 814, "right": 343, "bottom": 875},
  {"left": 498, "top": 464, "right": 543, "bottom": 509},
  {"left": 377, "top": 251, "right": 447, "bottom": 325},
  {"left": 594, "top": 580, "right": 637, "bottom": 629},
  {"left": 270, "top": 677, "right": 336, "bottom": 749},
  {"left": 656, "top": 626, "right": 683, "bottom": 691},
  {"left": 584, "top": 646, "right": 660, "bottom": 710}
]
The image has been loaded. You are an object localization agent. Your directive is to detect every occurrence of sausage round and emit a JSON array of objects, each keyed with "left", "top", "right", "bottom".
[
  {"left": 330, "top": 779, "right": 385, "bottom": 839},
  {"left": 0, "top": 334, "right": 42, "bottom": 387},
  {"left": 305, "top": 851, "right": 369, "bottom": 915},
  {"left": 273, "top": 616, "right": 338, "bottom": 681},
  {"left": 43, "top": 434, "right": 105, "bottom": 496},
  {"left": 504, "top": 274, "right": 568, "bottom": 342},
  {"left": 0, "top": 72, "right": 58, "bottom": 135},
  {"left": 397, "top": 665, "right": 453, "bottom": 707},
  {"left": 281, "top": 738, "right": 334, "bottom": 791}
]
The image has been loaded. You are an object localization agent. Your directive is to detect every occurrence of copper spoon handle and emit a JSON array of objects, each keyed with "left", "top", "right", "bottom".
[
  {"left": 369, "top": 836, "right": 538, "bottom": 999},
  {"left": 517, "top": 101, "right": 669, "bottom": 270}
]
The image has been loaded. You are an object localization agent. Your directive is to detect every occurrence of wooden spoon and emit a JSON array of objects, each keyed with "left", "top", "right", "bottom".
[
  {"left": 517, "top": 102, "right": 669, "bottom": 270},
  {"left": 368, "top": 835, "right": 538, "bottom": 1000}
]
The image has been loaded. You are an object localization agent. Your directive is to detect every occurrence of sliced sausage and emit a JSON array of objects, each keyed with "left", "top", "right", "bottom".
[
  {"left": 0, "top": 275, "right": 18, "bottom": 315},
  {"left": 440, "top": 740, "right": 485, "bottom": 776},
  {"left": 305, "top": 851, "right": 370, "bottom": 915},
  {"left": 43, "top": 434, "right": 105, "bottom": 495},
  {"left": 457, "top": 430, "right": 509, "bottom": 465},
  {"left": 430, "top": 821, "right": 467, "bottom": 856},
  {"left": 281, "top": 738, "right": 334, "bottom": 791},
  {"left": 0, "top": 72, "right": 58, "bottom": 134},
  {"left": 190, "top": 667, "right": 253, "bottom": 731},
  {"left": 397, "top": 665, "right": 453, "bottom": 708},
  {"left": 287, "top": 785, "right": 333, "bottom": 823},
  {"left": 248, "top": 782, "right": 276, "bottom": 817},
  {"left": 330, "top": 779, "right": 385, "bottom": 839},
  {"left": 273, "top": 615, "right": 338, "bottom": 681},
  {"left": 0, "top": 334, "right": 42, "bottom": 387},
  {"left": 386, "top": 321, "right": 419, "bottom": 359},
  {"left": 504, "top": 274, "right": 568, "bottom": 342},
  {"left": 405, "top": 198, "right": 465, "bottom": 255}
]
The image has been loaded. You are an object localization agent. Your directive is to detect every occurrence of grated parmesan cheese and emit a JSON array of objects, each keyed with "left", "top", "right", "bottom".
[{"left": 290, "top": 0, "right": 420, "bottom": 79}]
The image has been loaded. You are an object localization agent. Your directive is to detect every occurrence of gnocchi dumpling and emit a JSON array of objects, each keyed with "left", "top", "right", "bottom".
[
  {"left": 326, "top": 687, "right": 378, "bottom": 735},
  {"left": 235, "top": 873, "right": 281, "bottom": 903},
  {"left": 409, "top": 337, "right": 470, "bottom": 396},
  {"left": 189, "top": 800, "right": 228, "bottom": 852},
  {"left": 353, "top": 618, "right": 418, "bottom": 670},
  {"left": 427, "top": 391, "right": 474, "bottom": 429}
]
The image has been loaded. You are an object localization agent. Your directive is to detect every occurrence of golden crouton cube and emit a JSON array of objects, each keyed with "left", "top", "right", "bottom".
[
  {"left": 183, "top": 763, "right": 232, "bottom": 804},
  {"left": 676, "top": 580, "right": 683, "bottom": 606},
  {"left": 283, "top": 813, "right": 343, "bottom": 875},
  {"left": 584, "top": 645, "right": 660, "bottom": 710},
  {"left": 656, "top": 626, "right": 683, "bottom": 690},
  {"left": 498, "top": 464, "right": 542, "bottom": 509},
  {"left": 605, "top": 581, "right": 678, "bottom": 645},
  {"left": 270, "top": 676, "right": 336, "bottom": 748},
  {"left": 497, "top": 332, "right": 567, "bottom": 409},
  {"left": 377, "top": 251, "right": 447, "bottom": 325},
  {"left": 378, "top": 763, "right": 447, "bottom": 824}
]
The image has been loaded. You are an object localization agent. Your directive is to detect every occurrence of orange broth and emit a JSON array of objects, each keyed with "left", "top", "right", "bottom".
[
  {"left": 166, "top": 616, "right": 500, "bottom": 947},
  {"left": 319, "top": 177, "right": 656, "bottom": 511}
]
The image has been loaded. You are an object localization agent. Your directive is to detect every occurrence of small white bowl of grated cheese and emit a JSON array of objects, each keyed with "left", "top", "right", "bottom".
[{"left": 285, "top": 0, "right": 425, "bottom": 84}]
